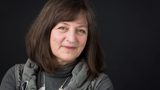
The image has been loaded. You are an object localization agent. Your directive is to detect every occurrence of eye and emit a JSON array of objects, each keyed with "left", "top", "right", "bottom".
[
  {"left": 57, "top": 26, "right": 68, "bottom": 32},
  {"left": 77, "top": 29, "right": 87, "bottom": 35}
]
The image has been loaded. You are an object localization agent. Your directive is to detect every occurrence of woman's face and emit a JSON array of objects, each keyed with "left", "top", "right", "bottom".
[{"left": 50, "top": 13, "right": 88, "bottom": 65}]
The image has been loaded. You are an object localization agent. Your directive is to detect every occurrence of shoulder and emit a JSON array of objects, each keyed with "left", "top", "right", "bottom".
[
  {"left": 90, "top": 73, "right": 114, "bottom": 90},
  {"left": 1, "top": 65, "right": 17, "bottom": 82},
  {"left": 0, "top": 64, "right": 25, "bottom": 90},
  {"left": 0, "top": 65, "right": 17, "bottom": 90}
]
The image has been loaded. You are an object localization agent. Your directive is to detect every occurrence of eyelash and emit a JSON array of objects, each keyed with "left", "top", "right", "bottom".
[
  {"left": 57, "top": 26, "right": 68, "bottom": 32},
  {"left": 77, "top": 29, "right": 86, "bottom": 34},
  {"left": 57, "top": 26, "right": 87, "bottom": 35}
]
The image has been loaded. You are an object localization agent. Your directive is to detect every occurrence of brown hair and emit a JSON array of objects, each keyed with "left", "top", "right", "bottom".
[{"left": 26, "top": 0, "right": 104, "bottom": 78}]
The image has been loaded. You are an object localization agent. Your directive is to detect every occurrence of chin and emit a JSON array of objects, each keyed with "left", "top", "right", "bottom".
[
  {"left": 62, "top": 58, "right": 75, "bottom": 62},
  {"left": 60, "top": 57, "right": 76, "bottom": 63}
]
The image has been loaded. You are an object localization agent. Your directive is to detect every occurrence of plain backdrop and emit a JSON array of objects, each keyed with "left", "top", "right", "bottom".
[{"left": 0, "top": 0, "right": 160, "bottom": 90}]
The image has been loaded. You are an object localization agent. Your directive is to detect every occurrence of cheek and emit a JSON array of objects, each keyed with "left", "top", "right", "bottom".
[
  {"left": 79, "top": 36, "right": 87, "bottom": 47},
  {"left": 50, "top": 31, "right": 63, "bottom": 48}
]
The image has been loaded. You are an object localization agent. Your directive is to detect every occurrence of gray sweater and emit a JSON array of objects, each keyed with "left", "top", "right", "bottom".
[{"left": 0, "top": 60, "right": 114, "bottom": 90}]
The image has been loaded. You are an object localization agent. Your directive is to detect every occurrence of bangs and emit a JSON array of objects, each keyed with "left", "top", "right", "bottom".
[
  {"left": 54, "top": 9, "right": 80, "bottom": 23},
  {"left": 46, "top": 0, "right": 88, "bottom": 26}
]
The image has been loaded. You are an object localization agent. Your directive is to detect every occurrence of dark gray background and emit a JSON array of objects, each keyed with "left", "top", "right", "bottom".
[{"left": 0, "top": 0, "right": 160, "bottom": 90}]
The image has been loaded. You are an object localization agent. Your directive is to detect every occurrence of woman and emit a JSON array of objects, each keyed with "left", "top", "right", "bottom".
[{"left": 0, "top": 0, "right": 114, "bottom": 90}]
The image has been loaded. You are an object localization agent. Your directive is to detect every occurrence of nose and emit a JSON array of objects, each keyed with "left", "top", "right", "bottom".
[{"left": 66, "top": 31, "right": 77, "bottom": 44}]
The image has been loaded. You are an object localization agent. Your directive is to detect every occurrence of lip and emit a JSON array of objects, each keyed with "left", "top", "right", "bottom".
[{"left": 63, "top": 46, "right": 76, "bottom": 49}]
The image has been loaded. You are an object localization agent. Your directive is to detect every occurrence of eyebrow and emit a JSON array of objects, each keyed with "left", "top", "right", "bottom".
[
  {"left": 61, "top": 22, "right": 88, "bottom": 28},
  {"left": 61, "top": 22, "right": 70, "bottom": 26}
]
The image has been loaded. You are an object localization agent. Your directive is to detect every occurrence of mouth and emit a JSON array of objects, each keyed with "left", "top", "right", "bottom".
[{"left": 63, "top": 46, "right": 76, "bottom": 50}]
